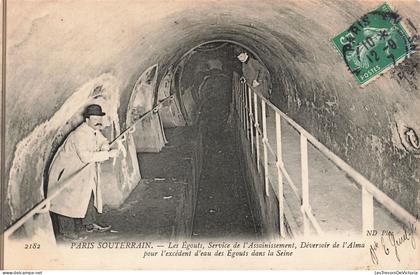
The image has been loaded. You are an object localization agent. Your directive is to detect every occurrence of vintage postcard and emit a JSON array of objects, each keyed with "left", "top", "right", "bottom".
[{"left": 1, "top": 0, "right": 419, "bottom": 271}]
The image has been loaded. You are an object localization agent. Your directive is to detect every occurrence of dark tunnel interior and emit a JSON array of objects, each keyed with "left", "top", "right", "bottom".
[{"left": 170, "top": 42, "right": 265, "bottom": 239}]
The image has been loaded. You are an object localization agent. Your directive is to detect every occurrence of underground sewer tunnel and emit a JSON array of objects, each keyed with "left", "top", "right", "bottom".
[{"left": 4, "top": 1, "right": 420, "bottom": 244}]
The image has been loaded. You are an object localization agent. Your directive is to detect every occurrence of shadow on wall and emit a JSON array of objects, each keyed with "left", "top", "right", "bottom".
[
  {"left": 127, "top": 64, "right": 168, "bottom": 153},
  {"left": 157, "top": 66, "right": 187, "bottom": 128}
]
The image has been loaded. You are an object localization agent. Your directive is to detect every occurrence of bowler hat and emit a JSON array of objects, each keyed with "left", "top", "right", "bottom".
[{"left": 84, "top": 104, "right": 106, "bottom": 117}]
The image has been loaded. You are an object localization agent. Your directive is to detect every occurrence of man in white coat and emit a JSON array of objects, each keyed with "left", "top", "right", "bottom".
[{"left": 48, "top": 104, "right": 119, "bottom": 240}]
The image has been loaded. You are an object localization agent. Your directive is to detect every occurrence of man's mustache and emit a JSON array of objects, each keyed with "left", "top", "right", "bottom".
[{"left": 95, "top": 123, "right": 103, "bottom": 126}]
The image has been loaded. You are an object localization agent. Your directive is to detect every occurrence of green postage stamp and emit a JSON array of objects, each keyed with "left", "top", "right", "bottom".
[{"left": 332, "top": 3, "right": 416, "bottom": 87}]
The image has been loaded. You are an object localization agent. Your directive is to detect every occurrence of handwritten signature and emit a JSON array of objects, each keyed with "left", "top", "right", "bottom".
[{"left": 369, "top": 222, "right": 417, "bottom": 264}]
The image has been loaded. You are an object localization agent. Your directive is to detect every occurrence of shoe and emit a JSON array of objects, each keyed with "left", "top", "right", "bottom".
[
  {"left": 85, "top": 223, "right": 111, "bottom": 233},
  {"left": 61, "top": 232, "right": 87, "bottom": 241}
]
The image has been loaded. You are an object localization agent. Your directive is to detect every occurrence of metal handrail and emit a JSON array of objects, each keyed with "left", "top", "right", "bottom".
[
  {"left": 235, "top": 76, "right": 419, "bottom": 237},
  {"left": 250, "top": 113, "right": 301, "bottom": 202},
  {"left": 3, "top": 94, "right": 176, "bottom": 239},
  {"left": 275, "top": 161, "right": 301, "bottom": 202}
]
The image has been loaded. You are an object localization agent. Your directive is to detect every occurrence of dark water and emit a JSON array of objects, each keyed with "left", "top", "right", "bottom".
[{"left": 191, "top": 75, "right": 257, "bottom": 239}]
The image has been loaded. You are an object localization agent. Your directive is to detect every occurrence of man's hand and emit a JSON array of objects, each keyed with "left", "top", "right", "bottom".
[
  {"left": 252, "top": 79, "right": 260, "bottom": 87},
  {"left": 101, "top": 143, "right": 110, "bottom": 151},
  {"left": 240, "top": 76, "right": 246, "bottom": 84},
  {"left": 108, "top": 149, "right": 119, "bottom": 159}
]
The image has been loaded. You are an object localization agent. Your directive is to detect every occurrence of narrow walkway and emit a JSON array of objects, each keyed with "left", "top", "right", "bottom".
[{"left": 191, "top": 76, "right": 257, "bottom": 239}]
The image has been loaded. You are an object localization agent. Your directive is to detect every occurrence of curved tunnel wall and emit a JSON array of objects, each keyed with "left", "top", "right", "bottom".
[{"left": 4, "top": 0, "right": 419, "bottom": 229}]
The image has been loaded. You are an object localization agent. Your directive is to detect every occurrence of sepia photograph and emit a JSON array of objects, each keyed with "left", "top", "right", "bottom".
[{"left": 0, "top": 0, "right": 419, "bottom": 271}]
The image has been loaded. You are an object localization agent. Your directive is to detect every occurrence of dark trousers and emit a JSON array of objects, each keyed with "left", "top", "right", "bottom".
[
  {"left": 82, "top": 193, "right": 97, "bottom": 226},
  {"left": 51, "top": 193, "right": 97, "bottom": 237}
]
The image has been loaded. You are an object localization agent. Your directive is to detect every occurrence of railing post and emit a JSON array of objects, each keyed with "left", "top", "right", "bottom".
[
  {"left": 276, "top": 112, "right": 285, "bottom": 238},
  {"left": 239, "top": 83, "right": 243, "bottom": 127},
  {"left": 242, "top": 84, "right": 246, "bottom": 131},
  {"left": 243, "top": 84, "right": 248, "bottom": 138},
  {"left": 233, "top": 77, "right": 237, "bottom": 114},
  {"left": 262, "top": 100, "right": 269, "bottom": 197},
  {"left": 248, "top": 86, "right": 254, "bottom": 155},
  {"left": 362, "top": 186, "right": 374, "bottom": 233},
  {"left": 237, "top": 82, "right": 240, "bottom": 115},
  {"left": 300, "top": 134, "right": 310, "bottom": 236},
  {"left": 238, "top": 82, "right": 242, "bottom": 123},
  {"left": 236, "top": 80, "right": 240, "bottom": 118},
  {"left": 254, "top": 93, "right": 260, "bottom": 172},
  {"left": 246, "top": 85, "right": 250, "bottom": 140},
  {"left": 237, "top": 80, "right": 241, "bottom": 117},
  {"left": 233, "top": 81, "right": 236, "bottom": 115}
]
